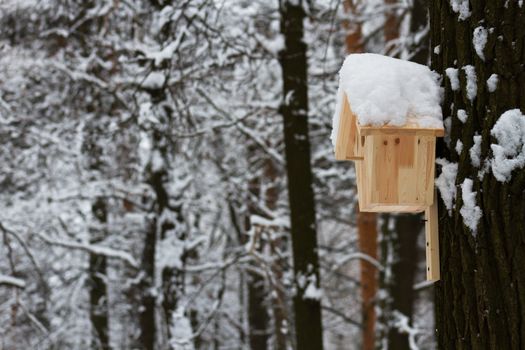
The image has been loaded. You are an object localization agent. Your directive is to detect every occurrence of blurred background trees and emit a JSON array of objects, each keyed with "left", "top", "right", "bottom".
[{"left": 0, "top": 0, "right": 435, "bottom": 349}]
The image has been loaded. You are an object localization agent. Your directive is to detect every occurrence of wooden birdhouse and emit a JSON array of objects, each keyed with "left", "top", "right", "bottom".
[{"left": 332, "top": 53, "right": 444, "bottom": 281}]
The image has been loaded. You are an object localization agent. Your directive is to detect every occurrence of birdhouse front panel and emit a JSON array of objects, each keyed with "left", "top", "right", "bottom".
[{"left": 356, "top": 133, "right": 437, "bottom": 213}]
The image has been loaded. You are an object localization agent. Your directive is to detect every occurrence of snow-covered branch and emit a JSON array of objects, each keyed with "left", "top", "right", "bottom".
[
  {"left": 35, "top": 232, "right": 138, "bottom": 268},
  {"left": 0, "top": 274, "right": 26, "bottom": 288}
]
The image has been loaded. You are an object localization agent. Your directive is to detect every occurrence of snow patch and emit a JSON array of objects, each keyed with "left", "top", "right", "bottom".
[
  {"left": 444, "top": 117, "right": 452, "bottom": 148},
  {"left": 141, "top": 71, "right": 166, "bottom": 89},
  {"left": 457, "top": 109, "right": 468, "bottom": 123},
  {"left": 169, "top": 307, "right": 195, "bottom": 350},
  {"left": 455, "top": 140, "right": 463, "bottom": 154},
  {"left": 459, "top": 178, "right": 482, "bottom": 235},
  {"left": 445, "top": 68, "right": 460, "bottom": 91},
  {"left": 463, "top": 65, "right": 477, "bottom": 102},
  {"left": 435, "top": 158, "right": 458, "bottom": 213},
  {"left": 259, "top": 33, "right": 285, "bottom": 55},
  {"left": 450, "top": 0, "right": 471, "bottom": 20},
  {"left": 490, "top": 109, "right": 525, "bottom": 182},
  {"left": 332, "top": 54, "right": 443, "bottom": 145},
  {"left": 303, "top": 280, "right": 323, "bottom": 300},
  {"left": 146, "top": 39, "right": 181, "bottom": 66},
  {"left": 487, "top": 74, "right": 499, "bottom": 92},
  {"left": 470, "top": 135, "right": 482, "bottom": 167},
  {"left": 473, "top": 26, "right": 488, "bottom": 61}
]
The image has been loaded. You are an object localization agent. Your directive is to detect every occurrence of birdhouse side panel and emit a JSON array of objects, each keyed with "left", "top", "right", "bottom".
[{"left": 334, "top": 93, "right": 363, "bottom": 160}]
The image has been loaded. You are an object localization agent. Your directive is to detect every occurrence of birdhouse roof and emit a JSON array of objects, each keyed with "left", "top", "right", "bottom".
[{"left": 331, "top": 54, "right": 444, "bottom": 144}]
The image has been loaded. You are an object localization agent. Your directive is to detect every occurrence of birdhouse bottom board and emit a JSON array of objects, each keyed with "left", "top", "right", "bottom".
[{"left": 355, "top": 133, "right": 436, "bottom": 213}]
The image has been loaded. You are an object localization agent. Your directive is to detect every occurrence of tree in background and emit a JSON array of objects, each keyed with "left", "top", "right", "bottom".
[
  {"left": 278, "top": 1, "right": 324, "bottom": 349},
  {"left": 342, "top": 2, "right": 378, "bottom": 349},
  {"left": 0, "top": 0, "right": 440, "bottom": 349},
  {"left": 431, "top": 0, "right": 525, "bottom": 348}
]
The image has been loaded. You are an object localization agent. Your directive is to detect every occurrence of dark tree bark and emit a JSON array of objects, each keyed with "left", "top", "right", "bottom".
[
  {"left": 138, "top": 215, "right": 157, "bottom": 350},
  {"left": 278, "top": 1, "right": 324, "bottom": 349},
  {"left": 246, "top": 173, "right": 270, "bottom": 350},
  {"left": 357, "top": 213, "right": 378, "bottom": 350},
  {"left": 431, "top": 1, "right": 525, "bottom": 349},
  {"left": 247, "top": 270, "right": 269, "bottom": 350},
  {"left": 89, "top": 198, "right": 110, "bottom": 350},
  {"left": 387, "top": 215, "right": 422, "bottom": 349},
  {"left": 82, "top": 121, "right": 111, "bottom": 350}
]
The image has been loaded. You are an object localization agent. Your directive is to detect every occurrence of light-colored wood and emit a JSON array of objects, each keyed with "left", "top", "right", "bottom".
[
  {"left": 357, "top": 115, "right": 445, "bottom": 137},
  {"left": 356, "top": 134, "right": 437, "bottom": 212},
  {"left": 335, "top": 93, "right": 364, "bottom": 161},
  {"left": 333, "top": 92, "right": 444, "bottom": 213},
  {"left": 359, "top": 204, "right": 426, "bottom": 213},
  {"left": 425, "top": 197, "right": 440, "bottom": 281}
]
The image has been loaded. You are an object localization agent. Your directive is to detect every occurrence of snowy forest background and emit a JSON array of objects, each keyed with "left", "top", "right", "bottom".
[{"left": 0, "top": 0, "right": 436, "bottom": 349}]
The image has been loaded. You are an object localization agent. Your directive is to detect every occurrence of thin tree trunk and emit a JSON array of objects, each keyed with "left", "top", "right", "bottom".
[
  {"left": 278, "top": 1, "right": 324, "bottom": 349},
  {"left": 386, "top": 1, "right": 427, "bottom": 348},
  {"left": 431, "top": 1, "right": 525, "bottom": 349},
  {"left": 138, "top": 216, "right": 156, "bottom": 350},
  {"left": 387, "top": 215, "right": 422, "bottom": 349},
  {"left": 245, "top": 152, "right": 270, "bottom": 349},
  {"left": 343, "top": 0, "right": 364, "bottom": 53},
  {"left": 265, "top": 159, "right": 288, "bottom": 350},
  {"left": 343, "top": 2, "right": 378, "bottom": 349},
  {"left": 356, "top": 212, "right": 378, "bottom": 350},
  {"left": 384, "top": 0, "right": 399, "bottom": 55},
  {"left": 89, "top": 198, "right": 110, "bottom": 350},
  {"left": 247, "top": 270, "right": 269, "bottom": 350}
]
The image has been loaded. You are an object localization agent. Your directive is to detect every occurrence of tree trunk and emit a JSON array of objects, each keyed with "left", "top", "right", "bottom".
[
  {"left": 265, "top": 158, "right": 289, "bottom": 350},
  {"left": 343, "top": 2, "right": 378, "bottom": 349},
  {"left": 431, "top": 1, "right": 525, "bottom": 349},
  {"left": 278, "top": 1, "right": 324, "bottom": 349},
  {"left": 387, "top": 215, "right": 422, "bottom": 349},
  {"left": 246, "top": 174, "right": 270, "bottom": 350},
  {"left": 247, "top": 270, "right": 269, "bottom": 350},
  {"left": 89, "top": 197, "right": 110, "bottom": 350},
  {"left": 138, "top": 216, "right": 156, "bottom": 350},
  {"left": 356, "top": 212, "right": 378, "bottom": 350},
  {"left": 384, "top": 0, "right": 399, "bottom": 55},
  {"left": 386, "top": 2, "right": 427, "bottom": 348}
]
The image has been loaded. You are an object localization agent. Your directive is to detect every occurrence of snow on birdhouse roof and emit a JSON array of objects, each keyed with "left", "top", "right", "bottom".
[{"left": 331, "top": 53, "right": 444, "bottom": 145}]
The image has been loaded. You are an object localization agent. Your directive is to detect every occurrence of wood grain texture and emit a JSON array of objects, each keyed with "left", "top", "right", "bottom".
[{"left": 357, "top": 133, "right": 438, "bottom": 212}]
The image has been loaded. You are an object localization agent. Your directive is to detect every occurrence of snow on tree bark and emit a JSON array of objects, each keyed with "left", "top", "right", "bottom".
[{"left": 431, "top": 0, "right": 525, "bottom": 348}]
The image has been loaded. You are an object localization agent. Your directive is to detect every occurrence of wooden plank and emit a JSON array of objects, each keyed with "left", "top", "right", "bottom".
[
  {"left": 359, "top": 203, "right": 426, "bottom": 213},
  {"left": 335, "top": 93, "right": 364, "bottom": 160},
  {"left": 358, "top": 126, "right": 445, "bottom": 137},
  {"left": 357, "top": 115, "right": 445, "bottom": 137},
  {"left": 371, "top": 135, "right": 398, "bottom": 204},
  {"left": 398, "top": 136, "right": 419, "bottom": 205},
  {"left": 425, "top": 138, "right": 437, "bottom": 206},
  {"left": 425, "top": 198, "right": 440, "bottom": 281},
  {"left": 334, "top": 94, "right": 352, "bottom": 160},
  {"left": 345, "top": 100, "right": 363, "bottom": 160},
  {"left": 415, "top": 136, "right": 429, "bottom": 205}
]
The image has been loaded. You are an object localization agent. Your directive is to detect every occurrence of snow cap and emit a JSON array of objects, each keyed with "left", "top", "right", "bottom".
[{"left": 332, "top": 53, "right": 443, "bottom": 145}]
